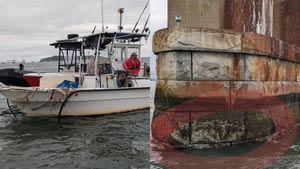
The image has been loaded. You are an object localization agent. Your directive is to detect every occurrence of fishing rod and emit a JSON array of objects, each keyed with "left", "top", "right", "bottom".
[
  {"left": 131, "top": 0, "right": 149, "bottom": 33},
  {"left": 141, "top": 13, "right": 150, "bottom": 34}
]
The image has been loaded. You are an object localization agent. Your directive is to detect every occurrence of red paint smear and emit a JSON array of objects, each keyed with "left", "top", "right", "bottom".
[{"left": 151, "top": 95, "right": 297, "bottom": 169}]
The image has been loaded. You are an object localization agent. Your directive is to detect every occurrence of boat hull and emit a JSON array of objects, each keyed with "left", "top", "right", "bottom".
[
  {"left": 0, "top": 69, "right": 31, "bottom": 87},
  {"left": 0, "top": 87, "right": 150, "bottom": 116}
]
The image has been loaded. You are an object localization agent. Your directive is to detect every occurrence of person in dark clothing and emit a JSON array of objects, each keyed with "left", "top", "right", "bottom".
[{"left": 19, "top": 63, "right": 24, "bottom": 71}]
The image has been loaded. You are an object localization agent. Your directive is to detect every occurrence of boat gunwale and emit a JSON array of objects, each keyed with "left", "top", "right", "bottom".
[{"left": 0, "top": 86, "right": 150, "bottom": 92}]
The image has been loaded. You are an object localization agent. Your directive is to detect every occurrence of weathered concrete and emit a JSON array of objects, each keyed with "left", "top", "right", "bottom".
[
  {"left": 153, "top": 28, "right": 300, "bottom": 63},
  {"left": 152, "top": 0, "right": 300, "bottom": 168},
  {"left": 153, "top": 28, "right": 242, "bottom": 54},
  {"left": 168, "top": 0, "right": 224, "bottom": 29},
  {"left": 154, "top": 28, "right": 300, "bottom": 83},
  {"left": 153, "top": 27, "right": 300, "bottom": 149}
]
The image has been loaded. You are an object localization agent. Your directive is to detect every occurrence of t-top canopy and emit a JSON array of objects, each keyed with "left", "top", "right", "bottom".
[
  {"left": 84, "top": 32, "right": 148, "bottom": 49},
  {"left": 49, "top": 40, "right": 83, "bottom": 50},
  {"left": 50, "top": 32, "right": 147, "bottom": 50}
]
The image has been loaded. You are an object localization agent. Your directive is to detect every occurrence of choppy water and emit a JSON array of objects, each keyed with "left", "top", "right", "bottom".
[
  {"left": 5, "top": 62, "right": 300, "bottom": 169},
  {"left": 0, "top": 110, "right": 149, "bottom": 169},
  {"left": 0, "top": 62, "right": 149, "bottom": 169},
  {"left": 0, "top": 61, "right": 58, "bottom": 73}
]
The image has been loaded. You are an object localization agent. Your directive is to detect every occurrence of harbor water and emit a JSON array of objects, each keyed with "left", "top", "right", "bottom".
[
  {"left": 2, "top": 62, "right": 300, "bottom": 169},
  {"left": 0, "top": 62, "right": 149, "bottom": 169}
]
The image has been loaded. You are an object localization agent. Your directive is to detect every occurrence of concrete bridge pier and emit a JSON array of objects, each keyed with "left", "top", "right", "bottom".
[{"left": 152, "top": 0, "right": 300, "bottom": 150}]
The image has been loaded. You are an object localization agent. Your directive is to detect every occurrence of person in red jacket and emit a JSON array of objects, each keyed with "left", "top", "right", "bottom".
[{"left": 123, "top": 52, "right": 141, "bottom": 76}]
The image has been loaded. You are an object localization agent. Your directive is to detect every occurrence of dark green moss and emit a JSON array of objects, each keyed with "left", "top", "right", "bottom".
[
  {"left": 154, "top": 83, "right": 190, "bottom": 111},
  {"left": 169, "top": 111, "right": 275, "bottom": 149}
]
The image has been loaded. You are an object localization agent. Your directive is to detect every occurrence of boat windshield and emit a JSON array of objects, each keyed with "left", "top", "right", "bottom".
[{"left": 112, "top": 46, "right": 140, "bottom": 62}]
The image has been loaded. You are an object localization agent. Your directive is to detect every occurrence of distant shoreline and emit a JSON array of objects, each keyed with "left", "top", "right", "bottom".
[{"left": 40, "top": 56, "right": 59, "bottom": 62}]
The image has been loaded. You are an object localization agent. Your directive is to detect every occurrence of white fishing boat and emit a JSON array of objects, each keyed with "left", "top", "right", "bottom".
[{"left": 0, "top": 30, "right": 151, "bottom": 116}]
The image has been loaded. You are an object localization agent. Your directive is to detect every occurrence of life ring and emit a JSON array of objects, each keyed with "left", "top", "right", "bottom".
[{"left": 151, "top": 92, "right": 297, "bottom": 169}]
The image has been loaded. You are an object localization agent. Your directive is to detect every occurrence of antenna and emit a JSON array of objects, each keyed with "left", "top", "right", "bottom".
[
  {"left": 118, "top": 8, "right": 124, "bottom": 32},
  {"left": 100, "top": 0, "right": 104, "bottom": 32}
]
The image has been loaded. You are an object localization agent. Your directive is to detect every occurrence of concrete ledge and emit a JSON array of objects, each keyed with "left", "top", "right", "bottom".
[
  {"left": 153, "top": 27, "right": 300, "bottom": 63},
  {"left": 156, "top": 51, "right": 300, "bottom": 81},
  {"left": 153, "top": 27, "right": 241, "bottom": 54}
]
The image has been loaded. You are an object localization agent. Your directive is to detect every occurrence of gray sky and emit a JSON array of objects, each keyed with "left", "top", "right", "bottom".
[
  {"left": 0, "top": 0, "right": 165, "bottom": 62},
  {"left": 150, "top": 0, "right": 167, "bottom": 34},
  {"left": 149, "top": 0, "right": 167, "bottom": 79}
]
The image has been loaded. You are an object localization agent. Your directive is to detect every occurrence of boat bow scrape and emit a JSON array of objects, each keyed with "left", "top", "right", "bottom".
[
  {"left": 0, "top": 87, "right": 71, "bottom": 103},
  {"left": 0, "top": 87, "right": 75, "bottom": 116},
  {"left": 0, "top": 87, "right": 150, "bottom": 116}
]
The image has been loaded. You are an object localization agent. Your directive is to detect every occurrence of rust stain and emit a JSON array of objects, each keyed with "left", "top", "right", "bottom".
[
  {"left": 264, "top": 82, "right": 280, "bottom": 96},
  {"left": 231, "top": 54, "right": 240, "bottom": 80},
  {"left": 247, "top": 56, "right": 269, "bottom": 81},
  {"left": 241, "top": 32, "right": 271, "bottom": 55},
  {"left": 277, "top": 61, "right": 286, "bottom": 81},
  {"left": 269, "top": 59, "right": 279, "bottom": 81},
  {"left": 296, "top": 47, "right": 300, "bottom": 62},
  {"left": 223, "top": 0, "right": 272, "bottom": 35},
  {"left": 287, "top": 44, "right": 296, "bottom": 62},
  {"left": 175, "top": 81, "right": 229, "bottom": 98},
  {"left": 286, "top": 63, "right": 297, "bottom": 81},
  {"left": 270, "top": 37, "right": 280, "bottom": 58}
]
